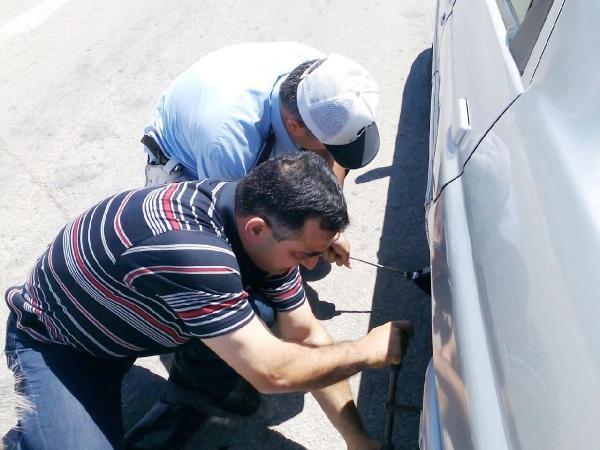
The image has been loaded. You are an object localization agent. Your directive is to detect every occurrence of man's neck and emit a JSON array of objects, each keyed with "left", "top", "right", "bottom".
[
  {"left": 279, "top": 105, "right": 302, "bottom": 149},
  {"left": 215, "top": 186, "right": 267, "bottom": 280}
]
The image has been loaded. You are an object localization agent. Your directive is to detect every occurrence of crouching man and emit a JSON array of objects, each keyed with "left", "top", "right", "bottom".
[{"left": 4, "top": 152, "right": 410, "bottom": 449}]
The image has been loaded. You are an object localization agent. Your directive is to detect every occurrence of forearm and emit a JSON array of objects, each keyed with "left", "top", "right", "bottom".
[
  {"left": 266, "top": 339, "right": 369, "bottom": 392},
  {"left": 312, "top": 380, "right": 368, "bottom": 445},
  {"left": 204, "top": 316, "right": 407, "bottom": 406},
  {"left": 311, "top": 147, "right": 347, "bottom": 187},
  {"left": 332, "top": 161, "right": 348, "bottom": 188}
]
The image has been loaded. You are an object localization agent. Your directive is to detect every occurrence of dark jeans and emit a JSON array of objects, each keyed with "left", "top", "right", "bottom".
[
  {"left": 4, "top": 314, "right": 134, "bottom": 449},
  {"left": 3, "top": 295, "right": 275, "bottom": 449}
]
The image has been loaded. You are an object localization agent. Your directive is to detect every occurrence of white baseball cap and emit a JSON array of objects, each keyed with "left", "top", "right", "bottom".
[{"left": 297, "top": 54, "right": 380, "bottom": 169}]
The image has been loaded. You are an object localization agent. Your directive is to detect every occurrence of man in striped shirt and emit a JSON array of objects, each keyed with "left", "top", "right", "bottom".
[{"left": 5, "top": 152, "right": 410, "bottom": 449}]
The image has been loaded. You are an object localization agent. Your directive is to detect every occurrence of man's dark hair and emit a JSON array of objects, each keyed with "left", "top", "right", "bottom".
[
  {"left": 279, "top": 59, "right": 323, "bottom": 136},
  {"left": 235, "top": 152, "right": 349, "bottom": 241}
]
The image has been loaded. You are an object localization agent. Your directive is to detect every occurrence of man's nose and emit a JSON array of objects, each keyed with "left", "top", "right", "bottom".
[{"left": 301, "top": 255, "right": 320, "bottom": 270}]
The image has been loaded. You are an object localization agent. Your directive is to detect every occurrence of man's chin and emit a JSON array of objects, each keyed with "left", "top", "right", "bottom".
[
  {"left": 262, "top": 265, "right": 294, "bottom": 276},
  {"left": 253, "top": 258, "right": 293, "bottom": 275}
]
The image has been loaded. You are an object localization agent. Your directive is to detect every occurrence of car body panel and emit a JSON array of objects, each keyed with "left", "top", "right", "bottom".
[
  {"left": 428, "top": 174, "right": 510, "bottom": 450},
  {"left": 422, "top": 0, "right": 600, "bottom": 449},
  {"left": 460, "top": 2, "right": 600, "bottom": 448}
]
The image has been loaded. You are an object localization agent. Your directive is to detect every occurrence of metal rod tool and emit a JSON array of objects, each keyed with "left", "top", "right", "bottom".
[
  {"left": 349, "top": 256, "right": 430, "bottom": 280},
  {"left": 382, "top": 363, "right": 402, "bottom": 450},
  {"left": 381, "top": 324, "right": 420, "bottom": 450}
]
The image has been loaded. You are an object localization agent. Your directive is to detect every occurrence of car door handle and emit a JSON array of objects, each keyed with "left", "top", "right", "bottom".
[{"left": 451, "top": 97, "right": 471, "bottom": 146}]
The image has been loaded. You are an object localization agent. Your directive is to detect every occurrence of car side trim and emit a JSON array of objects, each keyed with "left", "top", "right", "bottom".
[
  {"left": 419, "top": 359, "right": 443, "bottom": 450},
  {"left": 510, "top": 0, "right": 556, "bottom": 73}
]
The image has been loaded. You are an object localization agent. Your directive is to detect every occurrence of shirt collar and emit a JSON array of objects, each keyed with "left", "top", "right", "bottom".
[{"left": 215, "top": 182, "right": 242, "bottom": 251}]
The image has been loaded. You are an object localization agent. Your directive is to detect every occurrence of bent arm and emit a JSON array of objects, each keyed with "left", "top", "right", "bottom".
[
  {"left": 203, "top": 315, "right": 371, "bottom": 394},
  {"left": 310, "top": 147, "right": 348, "bottom": 187},
  {"left": 331, "top": 160, "right": 349, "bottom": 188}
]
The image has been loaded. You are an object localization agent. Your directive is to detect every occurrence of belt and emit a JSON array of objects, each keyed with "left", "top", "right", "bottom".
[{"left": 141, "top": 135, "right": 170, "bottom": 165}]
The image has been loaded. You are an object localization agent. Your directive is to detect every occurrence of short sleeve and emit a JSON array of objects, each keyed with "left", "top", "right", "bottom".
[
  {"left": 254, "top": 266, "right": 306, "bottom": 312},
  {"left": 115, "top": 231, "right": 255, "bottom": 339}
]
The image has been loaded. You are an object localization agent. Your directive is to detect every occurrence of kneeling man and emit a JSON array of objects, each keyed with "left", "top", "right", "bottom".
[{"left": 5, "top": 152, "right": 408, "bottom": 449}]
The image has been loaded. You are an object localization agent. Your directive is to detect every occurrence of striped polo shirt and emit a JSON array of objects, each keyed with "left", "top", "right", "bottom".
[{"left": 5, "top": 180, "right": 305, "bottom": 358}]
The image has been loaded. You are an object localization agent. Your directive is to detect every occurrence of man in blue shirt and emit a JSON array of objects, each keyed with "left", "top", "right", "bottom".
[
  {"left": 143, "top": 41, "right": 380, "bottom": 278},
  {"left": 143, "top": 42, "right": 380, "bottom": 187}
]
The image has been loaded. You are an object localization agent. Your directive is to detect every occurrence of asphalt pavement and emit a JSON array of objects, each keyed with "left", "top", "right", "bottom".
[{"left": 0, "top": 1, "right": 434, "bottom": 448}]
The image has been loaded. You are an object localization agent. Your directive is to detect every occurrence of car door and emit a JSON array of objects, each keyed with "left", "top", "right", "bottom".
[{"left": 427, "top": 0, "right": 525, "bottom": 210}]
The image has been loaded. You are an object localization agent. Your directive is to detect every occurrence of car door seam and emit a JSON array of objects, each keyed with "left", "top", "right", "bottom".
[{"left": 432, "top": 94, "right": 522, "bottom": 204}]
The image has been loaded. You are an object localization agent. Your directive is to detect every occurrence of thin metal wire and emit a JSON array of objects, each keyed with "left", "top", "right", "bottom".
[{"left": 349, "top": 256, "right": 430, "bottom": 280}]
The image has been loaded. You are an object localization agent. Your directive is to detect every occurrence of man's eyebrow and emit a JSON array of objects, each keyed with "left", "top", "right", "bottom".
[{"left": 300, "top": 250, "right": 322, "bottom": 257}]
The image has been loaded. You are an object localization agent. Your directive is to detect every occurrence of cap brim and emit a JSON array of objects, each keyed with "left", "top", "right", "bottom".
[{"left": 324, "top": 122, "right": 380, "bottom": 170}]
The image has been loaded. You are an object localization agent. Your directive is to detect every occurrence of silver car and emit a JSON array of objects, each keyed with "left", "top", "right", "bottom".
[{"left": 420, "top": 0, "right": 600, "bottom": 449}]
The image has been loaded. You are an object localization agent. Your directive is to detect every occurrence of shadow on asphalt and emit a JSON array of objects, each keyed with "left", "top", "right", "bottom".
[
  {"left": 119, "top": 48, "right": 433, "bottom": 450},
  {"left": 122, "top": 364, "right": 308, "bottom": 449},
  {"left": 355, "top": 48, "right": 433, "bottom": 449},
  {"left": 305, "top": 283, "right": 373, "bottom": 319}
]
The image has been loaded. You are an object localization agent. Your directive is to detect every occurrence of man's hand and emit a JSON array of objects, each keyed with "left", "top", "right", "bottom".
[
  {"left": 361, "top": 321, "right": 413, "bottom": 368},
  {"left": 322, "top": 232, "right": 351, "bottom": 267}
]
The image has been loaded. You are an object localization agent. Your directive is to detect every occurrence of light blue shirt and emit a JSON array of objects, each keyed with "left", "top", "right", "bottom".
[{"left": 144, "top": 42, "right": 325, "bottom": 180}]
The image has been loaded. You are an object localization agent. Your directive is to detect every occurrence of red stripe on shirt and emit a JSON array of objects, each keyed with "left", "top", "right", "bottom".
[
  {"left": 124, "top": 265, "right": 236, "bottom": 286},
  {"left": 162, "top": 184, "right": 181, "bottom": 231},
  {"left": 71, "top": 218, "right": 187, "bottom": 345},
  {"left": 178, "top": 294, "right": 247, "bottom": 319},
  {"left": 114, "top": 191, "right": 136, "bottom": 247}
]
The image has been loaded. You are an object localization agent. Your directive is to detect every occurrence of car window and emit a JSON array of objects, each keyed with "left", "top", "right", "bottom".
[
  {"left": 497, "top": 0, "right": 555, "bottom": 74},
  {"left": 507, "top": 0, "right": 533, "bottom": 23}
]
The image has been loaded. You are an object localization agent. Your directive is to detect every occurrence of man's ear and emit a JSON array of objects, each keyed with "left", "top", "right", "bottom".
[
  {"left": 286, "top": 116, "right": 303, "bottom": 133},
  {"left": 281, "top": 108, "right": 305, "bottom": 137},
  {"left": 243, "top": 217, "right": 272, "bottom": 243}
]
